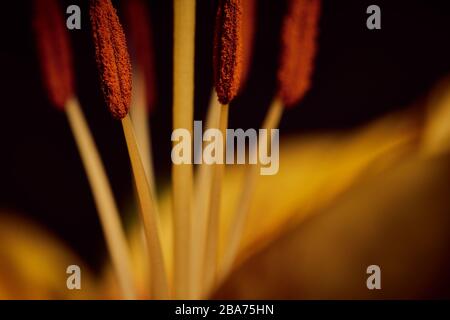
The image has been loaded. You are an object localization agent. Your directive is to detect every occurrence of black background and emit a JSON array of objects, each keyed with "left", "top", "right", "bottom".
[{"left": 0, "top": 0, "right": 449, "bottom": 272}]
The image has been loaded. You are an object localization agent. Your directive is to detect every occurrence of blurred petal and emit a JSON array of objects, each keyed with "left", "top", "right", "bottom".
[
  {"left": 422, "top": 78, "right": 450, "bottom": 155},
  {"left": 0, "top": 213, "right": 96, "bottom": 299},
  {"left": 218, "top": 111, "right": 421, "bottom": 267},
  {"left": 213, "top": 152, "right": 450, "bottom": 299}
]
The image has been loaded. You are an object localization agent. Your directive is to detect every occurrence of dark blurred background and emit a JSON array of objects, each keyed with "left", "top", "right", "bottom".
[{"left": 0, "top": 0, "right": 449, "bottom": 273}]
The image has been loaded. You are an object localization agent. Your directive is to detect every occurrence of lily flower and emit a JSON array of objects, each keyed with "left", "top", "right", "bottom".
[{"left": 2, "top": 78, "right": 449, "bottom": 299}]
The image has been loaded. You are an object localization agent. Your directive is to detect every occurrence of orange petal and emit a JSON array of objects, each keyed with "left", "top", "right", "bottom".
[
  {"left": 0, "top": 213, "right": 96, "bottom": 299},
  {"left": 214, "top": 152, "right": 450, "bottom": 299}
]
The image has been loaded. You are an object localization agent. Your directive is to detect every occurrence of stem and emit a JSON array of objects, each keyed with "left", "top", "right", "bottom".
[
  {"left": 191, "top": 90, "right": 222, "bottom": 298},
  {"left": 203, "top": 104, "right": 229, "bottom": 294},
  {"left": 130, "top": 69, "right": 156, "bottom": 192},
  {"left": 65, "top": 97, "right": 135, "bottom": 299},
  {"left": 173, "top": 0, "right": 196, "bottom": 299},
  {"left": 122, "top": 115, "right": 169, "bottom": 299}
]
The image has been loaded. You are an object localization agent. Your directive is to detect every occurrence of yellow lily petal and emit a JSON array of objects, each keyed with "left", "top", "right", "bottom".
[
  {"left": 0, "top": 213, "right": 96, "bottom": 299},
  {"left": 213, "top": 152, "right": 450, "bottom": 299},
  {"left": 422, "top": 78, "right": 450, "bottom": 155},
  {"left": 218, "top": 110, "right": 420, "bottom": 272}
]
